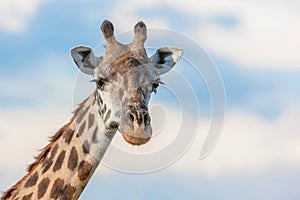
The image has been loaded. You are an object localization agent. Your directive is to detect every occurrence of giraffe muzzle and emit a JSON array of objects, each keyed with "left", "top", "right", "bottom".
[
  {"left": 119, "top": 107, "right": 152, "bottom": 145},
  {"left": 126, "top": 109, "right": 150, "bottom": 126}
]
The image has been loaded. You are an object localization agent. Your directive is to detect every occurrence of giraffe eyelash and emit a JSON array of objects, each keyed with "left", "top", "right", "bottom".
[
  {"left": 90, "top": 77, "right": 108, "bottom": 83},
  {"left": 156, "top": 80, "right": 165, "bottom": 85}
]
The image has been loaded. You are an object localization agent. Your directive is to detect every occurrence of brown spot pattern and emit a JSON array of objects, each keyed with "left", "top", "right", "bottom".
[
  {"left": 53, "top": 150, "right": 66, "bottom": 172},
  {"left": 78, "top": 160, "right": 93, "bottom": 181},
  {"left": 37, "top": 178, "right": 50, "bottom": 199},
  {"left": 68, "top": 147, "right": 78, "bottom": 171},
  {"left": 77, "top": 121, "right": 86, "bottom": 137},
  {"left": 76, "top": 106, "right": 89, "bottom": 124},
  {"left": 50, "top": 144, "right": 59, "bottom": 158},
  {"left": 22, "top": 192, "right": 33, "bottom": 200},
  {"left": 42, "top": 159, "right": 53, "bottom": 174},
  {"left": 63, "top": 129, "right": 74, "bottom": 144},
  {"left": 62, "top": 184, "right": 76, "bottom": 200},
  {"left": 42, "top": 144, "right": 59, "bottom": 174},
  {"left": 88, "top": 113, "right": 94, "bottom": 129},
  {"left": 98, "top": 110, "right": 102, "bottom": 117},
  {"left": 92, "top": 127, "right": 99, "bottom": 143},
  {"left": 24, "top": 171, "right": 38, "bottom": 188},
  {"left": 100, "top": 104, "right": 106, "bottom": 116},
  {"left": 50, "top": 178, "right": 64, "bottom": 199},
  {"left": 82, "top": 141, "right": 90, "bottom": 154}
]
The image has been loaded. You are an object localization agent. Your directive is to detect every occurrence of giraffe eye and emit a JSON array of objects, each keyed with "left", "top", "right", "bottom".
[
  {"left": 152, "top": 83, "right": 159, "bottom": 93},
  {"left": 97, "top": 78, "right": 106, "bottom": 90}
]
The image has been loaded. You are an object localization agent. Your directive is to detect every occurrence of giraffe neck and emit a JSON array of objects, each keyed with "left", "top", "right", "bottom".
[{"left": 1, "top": 92, "right": 116, "bottom": 200}]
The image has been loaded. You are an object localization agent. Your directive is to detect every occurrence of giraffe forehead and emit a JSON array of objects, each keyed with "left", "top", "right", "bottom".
[
  {"left": 125, "top": 69, "right": 157, "bottom": 89},
  {"left": 95, "top": 49, "right": 157, "bottom": 81},
  {"left": 113, "top": 60, "right": 158, "bottom": 88}
]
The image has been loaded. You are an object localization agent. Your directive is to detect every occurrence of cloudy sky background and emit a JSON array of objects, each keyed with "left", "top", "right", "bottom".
[{"left": 0, "top": 0, "right": 300, "bottom": 199}]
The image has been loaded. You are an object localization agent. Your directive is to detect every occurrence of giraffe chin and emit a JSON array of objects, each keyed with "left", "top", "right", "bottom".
[{"left": 121, "top": 128, "right": 152, "bottom": 146}]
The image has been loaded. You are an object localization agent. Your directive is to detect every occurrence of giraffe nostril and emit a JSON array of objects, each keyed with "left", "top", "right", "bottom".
[
  {"left": 144, "top": 113, "right": 150, "bottom": 125},
  {"left": 126, "top": 109, "right": 149, "bottom": 126},
  {"left": 128, "top": 112, "right": 135, "bottom": 122}
]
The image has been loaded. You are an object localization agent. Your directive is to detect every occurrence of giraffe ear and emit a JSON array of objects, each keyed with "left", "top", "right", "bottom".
[
  {"left": 71, "top": 46, "right": 103, "bottom": 75},
  {"left": 150, "top": 47, "right": 183, "bottom": 75}
]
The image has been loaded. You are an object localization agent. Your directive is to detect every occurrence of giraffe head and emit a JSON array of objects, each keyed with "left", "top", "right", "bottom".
[{"left": 71, "top": 20, "right": 183, "bottom": 145}]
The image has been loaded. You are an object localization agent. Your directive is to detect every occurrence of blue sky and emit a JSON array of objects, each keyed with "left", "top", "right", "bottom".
[{"left": 0, "top": 0, "right": 300, "bottom": 199}]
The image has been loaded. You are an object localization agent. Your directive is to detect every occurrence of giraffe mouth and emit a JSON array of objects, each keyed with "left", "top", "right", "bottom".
[
  {"left": 119, "top": 122, "right": 153, "bottom": 145},
  {"left": 119, "top": 122, "right": 152, "bottom": 146},
  {"left": 121, "top": 132, "right": 151, "bottom": 146}
]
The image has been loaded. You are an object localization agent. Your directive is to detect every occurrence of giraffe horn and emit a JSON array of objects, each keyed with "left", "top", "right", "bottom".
[
  {"left": 100, "top": 20, "right": 119, "bottom": 51},
  {"left": 132, "top": 21, "right": 147, "bottom": 48}
]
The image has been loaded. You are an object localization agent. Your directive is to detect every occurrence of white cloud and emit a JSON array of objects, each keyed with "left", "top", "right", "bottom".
[
  {"left": 169, "top": 0, "right": 300, "bottom": 68},
  {"left": 194, "top": 1, "right": 300, "bottom": 69},
  {"left": 170, "top": 106, "right": 300, "bottom": 177},
  {"left": 107, "top": 0, "right": 170, "bottom": 32},
  {"left": 0, "top": 108, "right": 71, "bottom": 172},
  {"left": 107, "top": 0, "right": 300, "bottom": 68},
  {"left": 0, "top": 0, "right": 45, "bottom": 33}
]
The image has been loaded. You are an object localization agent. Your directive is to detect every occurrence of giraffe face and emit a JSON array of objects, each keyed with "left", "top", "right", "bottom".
[
  {"left": 93, "top": 52, "right": 160, "bottom": 145},
  {"left": 71, "top": 20, "right": 183, "bottom": 145}
]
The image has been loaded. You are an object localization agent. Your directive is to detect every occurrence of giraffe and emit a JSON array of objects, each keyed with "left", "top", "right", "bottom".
[{"left": 1, "top": 20, "right": 183, "bottom": 200}]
